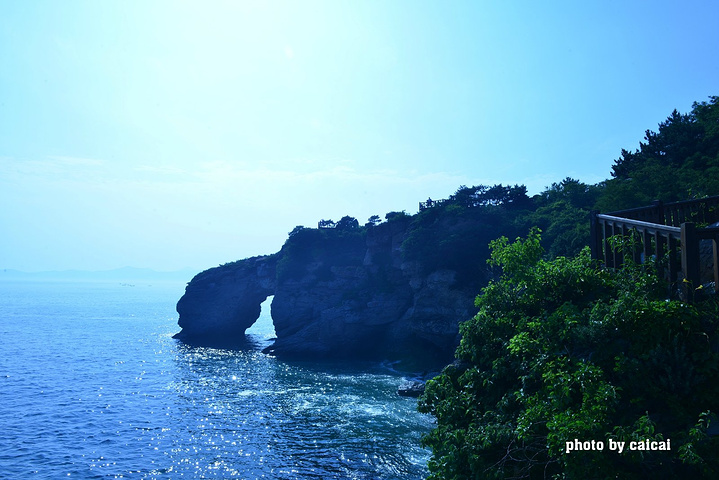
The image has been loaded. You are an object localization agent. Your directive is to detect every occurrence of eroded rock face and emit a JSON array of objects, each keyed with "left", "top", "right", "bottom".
[
  {"left": 174, "top": 219, "right": 480, "bottom": 361},
  {"left": 174, "top": 255, "right": 277, "bottom": 341}
]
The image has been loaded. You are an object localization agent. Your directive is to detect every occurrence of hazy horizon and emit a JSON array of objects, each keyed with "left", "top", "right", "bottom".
[
  {"left": 1, "top": 266, "right": 197, "bottom": 274},
  {"left": 2, "top": 1, "right": 718, "bottom": 272}
]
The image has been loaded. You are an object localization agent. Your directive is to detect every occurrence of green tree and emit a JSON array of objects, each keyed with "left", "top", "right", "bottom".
[
  {"left": 599, "top": 96, "right": 719, "bottom": 211},
  {"left": 288, "top": 225, "right": 306, "bottom": 237},
  {"left": 336, "top": 215, "right": 360, "bottom": 230},
  {"left": 529, "top": 178, "right": 602, "bottom": 257},
  {"left": 449, "top": 184, "right": 531, "bottom": 208},
  {"left": 365, "top": 215, "right": 381, "bottom": 227},
  {"left": 385, "top": 210, "right": 409, "bottom": 222}
]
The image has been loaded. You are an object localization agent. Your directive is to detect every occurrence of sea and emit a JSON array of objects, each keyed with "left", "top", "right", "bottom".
[{"left": 0, "top": 279, "right": 433, "bottom": 479}]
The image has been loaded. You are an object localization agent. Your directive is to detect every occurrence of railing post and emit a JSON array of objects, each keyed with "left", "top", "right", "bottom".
[
  {"left": 603, "top": 222, "right": 614, "bottom": 268},
  {"left": 668, "top": 234, "right": 678, "bottom": 294},
  {"left": 612, "top": 223, "right": 621, "bottom": 268},
  {"left": 652, "top": 200, "right": 664, "bottom": 224},
  {"left": 713, "top": 234, "right": 719, "bottom": 296},
  {"left": 631, "top": 228, "right": 641, "bottom": 263},
  {"left": 589, "top": 211, "right": 599, "bottom": 260},
  {"left": 710, "top": 198, "right": 719, "bottom": 224},
  {"left": 681, "top": 222, "right": 700, "bottom": 300},
  {"left": 617, "top": 224, "right": 627, "bottom": 268},
  {"left": 642, "top": 229, "right": 651, "bottom": 265},
  {"left": 655, "top": 232, "right": 666, "bottom": 281}
]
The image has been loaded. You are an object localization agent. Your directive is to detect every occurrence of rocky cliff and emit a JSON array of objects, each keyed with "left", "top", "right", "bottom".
[{"left": 175, "top": 213, "right": 494, "bottom": 361}]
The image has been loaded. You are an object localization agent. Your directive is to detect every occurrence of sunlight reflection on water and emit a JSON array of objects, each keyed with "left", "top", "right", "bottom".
[{"left": 0, "top": 281, "right": 431, "bottom": 479}]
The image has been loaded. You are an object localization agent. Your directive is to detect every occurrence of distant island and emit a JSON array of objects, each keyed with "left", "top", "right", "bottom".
[{"left": 0, "top": 267, "right": 197, "bottom": 283}]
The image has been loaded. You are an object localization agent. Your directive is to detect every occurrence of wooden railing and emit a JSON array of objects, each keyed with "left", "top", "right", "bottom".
[
  {"left": 419, "top": 198, "right": 449, "bottom": 211},
  {"left": 608, "top": 196, "right": 719, "bottom": 227},
  {"left": 590, "top": 196, "right": 719, "bottom": 300}
]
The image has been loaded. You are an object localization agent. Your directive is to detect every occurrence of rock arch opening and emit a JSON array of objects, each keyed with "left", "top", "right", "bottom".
[{"left": 245, "top": 295, "right": 276, "bottom": 338}]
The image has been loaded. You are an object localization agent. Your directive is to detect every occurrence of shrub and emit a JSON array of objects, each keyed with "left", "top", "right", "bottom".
[{"left": 418, "top": 230, "right": 719, "bottom": 479}]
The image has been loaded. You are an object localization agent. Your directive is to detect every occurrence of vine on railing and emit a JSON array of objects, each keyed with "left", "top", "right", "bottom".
[{"left": 590, "top": 196, "right": 719, "bottom": 301}]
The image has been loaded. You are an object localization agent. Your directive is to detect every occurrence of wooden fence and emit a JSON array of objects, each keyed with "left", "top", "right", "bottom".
[
  {"left": 419, "top": 198, "right": 449, "bottom": 211},
  {"left": 590, "top": 195, "right": 719, "bottom": 300},
  {"left": 604, "top": 196, "right": 719, "bottom": 226}
]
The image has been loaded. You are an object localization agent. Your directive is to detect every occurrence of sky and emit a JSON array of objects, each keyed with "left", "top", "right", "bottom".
[{"left": 1, "top": 0, "right": 718, "bottom": 272}]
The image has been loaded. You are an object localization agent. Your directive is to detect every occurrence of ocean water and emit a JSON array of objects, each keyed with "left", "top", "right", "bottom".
[{"left": 0, "top": 280, "right": 432, "bottom": 479}]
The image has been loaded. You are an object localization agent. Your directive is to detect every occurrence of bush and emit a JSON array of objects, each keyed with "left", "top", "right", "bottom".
[{"left": 418, "top": 230, "right": 719, "bottom": 479}]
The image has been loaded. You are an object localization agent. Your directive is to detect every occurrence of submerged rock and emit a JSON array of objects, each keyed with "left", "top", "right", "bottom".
[{"left": 397, "top": 380, "right": 426, "bottom": 397}]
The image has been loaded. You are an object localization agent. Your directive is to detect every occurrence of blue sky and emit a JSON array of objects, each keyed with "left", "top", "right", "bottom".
[{"left": 1, "top": 0, "right": 717, "bottom": 272}]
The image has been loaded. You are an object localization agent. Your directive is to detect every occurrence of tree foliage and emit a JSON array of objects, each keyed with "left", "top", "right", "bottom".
[
  {"left": 418, "top": 231, "right": 719, "bottom": 479},
  {"left": 402, "top": 187, "right": 532, "bottom": 290},
  {"left": 288, "top": 225, "right": 306, "bottom": 237},
  {"left": 528, "top": 178, "right": 602, "bottom": 258},
  {"left": 336, "top": 215, "right": 360, "bottom": 230},
  {"left": 598, "top": 96, "right": 719, "bottom": 211},
  {"left": 365, "top": 215, "right": 381, "bottom": 227},
  {"left": 385, "top": 210, "right": 410, "bottom": 222},
  {"left": 451, "top": 184, "right": 531, "bottom": 209}
]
